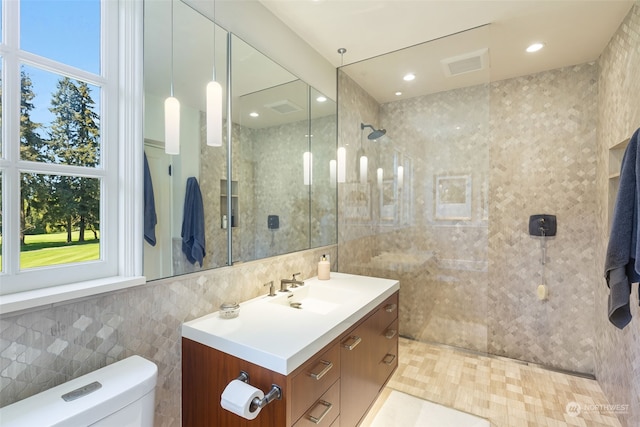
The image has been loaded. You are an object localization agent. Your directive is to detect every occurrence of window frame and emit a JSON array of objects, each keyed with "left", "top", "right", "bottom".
[{"left": 0, "top": 0, "right": 145, "bottom": 313}]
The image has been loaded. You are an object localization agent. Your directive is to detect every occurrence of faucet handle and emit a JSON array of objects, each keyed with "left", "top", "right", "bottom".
[
  {"left": 292, "top": 272, "right": 301, "bottom": 280},
  {"left": 264, "top": 281, "right": 276, "bottom": 297}
]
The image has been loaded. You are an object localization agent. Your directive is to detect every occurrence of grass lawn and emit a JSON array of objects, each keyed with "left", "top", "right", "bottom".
[{"left": 0, "top": 231, "right": 100, "bottom": 269}]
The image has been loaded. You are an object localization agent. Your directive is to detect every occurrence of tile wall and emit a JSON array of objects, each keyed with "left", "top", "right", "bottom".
[{"left": 487, "top": 63, "right": 598, "bottom": 373}]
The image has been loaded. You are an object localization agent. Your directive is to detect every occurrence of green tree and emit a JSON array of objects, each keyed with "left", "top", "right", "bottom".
[
  {"left": 48, "top": 78, "right": 100, "bottom": 242},
  {"left": 19, "top": 70, "right": 47, "bottom": 245}
]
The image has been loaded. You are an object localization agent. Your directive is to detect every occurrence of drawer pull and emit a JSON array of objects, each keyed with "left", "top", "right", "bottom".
[
  {"left": 309, "top": 360, "right": 333, "bottom": 380},
  {"left": 384, "top": 329, "right": 397, "bottom": 339},
  {"left": 384, "top": 303, "right": 397, "bottom": 313},
  {"left": 382, "top": 353, "right": 396, "bottom": 365},
  {"left": 308, "top": 399, "right": 333, "bottom": 424},
  {"left": 342, "top": 335, "right": 362, "bottom": 350}
]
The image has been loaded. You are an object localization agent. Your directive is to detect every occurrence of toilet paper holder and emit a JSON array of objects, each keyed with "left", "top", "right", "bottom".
[{"left": 236, "top": 371, "right": 282, "bottom": 412}]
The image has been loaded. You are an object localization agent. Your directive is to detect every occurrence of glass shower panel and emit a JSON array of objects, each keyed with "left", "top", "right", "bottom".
[{"left": 338, "top": 25, "right": 491, "bottom": 354}]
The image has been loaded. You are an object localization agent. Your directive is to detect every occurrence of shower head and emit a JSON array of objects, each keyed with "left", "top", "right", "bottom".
[{"left": 361, "top": 123, "right": 387, "bottom": 140}]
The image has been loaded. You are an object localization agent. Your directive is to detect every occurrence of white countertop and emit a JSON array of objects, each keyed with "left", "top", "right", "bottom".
[{"left": 181, "top": 272, "right": 399, "bottom": 375}]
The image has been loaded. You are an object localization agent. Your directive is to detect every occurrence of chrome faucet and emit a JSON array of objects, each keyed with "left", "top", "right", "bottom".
[{"left": 280, "top": 273, "right": 304, "bottom": 292}]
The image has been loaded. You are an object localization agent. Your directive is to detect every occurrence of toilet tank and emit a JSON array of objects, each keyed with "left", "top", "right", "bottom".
[{"left": 0, "top": 355, "right": 157, "bottom": 427}]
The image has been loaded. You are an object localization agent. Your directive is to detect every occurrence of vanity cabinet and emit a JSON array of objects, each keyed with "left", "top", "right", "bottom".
[
  {"left": 182, "top": 290, "right": 399, "bottom": 427},
  {"left": 340, "top": 292, "right": 399, "bottom": 427}
]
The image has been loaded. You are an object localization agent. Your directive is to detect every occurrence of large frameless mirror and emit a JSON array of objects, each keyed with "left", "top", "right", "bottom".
[{"left": 142, "top": 1, "right": 337, "bottom": 281}]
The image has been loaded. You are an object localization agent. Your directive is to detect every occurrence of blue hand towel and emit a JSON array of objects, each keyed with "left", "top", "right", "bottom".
[
  {"left": 143, "top": 153, "right": 157, "bottom": 246},
  {"left": 604, "top": 128, "right": 640, "bottom": 329},
  {"left": 181, "top": 177, "right": 206, "bottom": 267}
]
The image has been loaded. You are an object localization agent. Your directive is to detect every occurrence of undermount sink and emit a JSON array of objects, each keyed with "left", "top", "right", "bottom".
[{"left": 269, "top": 282, "right": 358, "bottom": 314}]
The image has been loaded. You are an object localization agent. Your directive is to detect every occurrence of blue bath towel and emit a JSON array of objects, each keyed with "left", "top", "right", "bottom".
[
  {"left": 604, "top": 128, "right": 640, "bottom": 329},
  {"left": 181, "top": 177, "right": 206, "bottom": 267},
  {"left": 143, "top": 153, "right": 157, "bottom": 246}
]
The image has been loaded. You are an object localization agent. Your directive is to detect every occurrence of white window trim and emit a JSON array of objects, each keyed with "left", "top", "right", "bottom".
[{"left": 0, "top": 0, "right": 145, "bottom": 315}]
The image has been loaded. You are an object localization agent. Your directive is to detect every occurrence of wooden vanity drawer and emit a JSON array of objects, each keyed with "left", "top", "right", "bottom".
[
  {"left": 375, "top": 318, "right": 398, "bottom": 386},
  {"left": 293, "top": 379, "right": 340, "bottom": 427},
  {"left": 370, "top": 292, "right": 399, "bottom": 333},
  {"left": 291, "top": 343, "right": 340, "bottom": 423}
]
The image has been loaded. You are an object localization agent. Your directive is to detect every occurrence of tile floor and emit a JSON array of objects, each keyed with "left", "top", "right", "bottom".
[{"left": 362, "top": 338, "right": 623, "bottom": 427}]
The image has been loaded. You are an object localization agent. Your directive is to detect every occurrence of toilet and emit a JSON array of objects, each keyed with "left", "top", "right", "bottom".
[{"left": 0, "top": 355, "right": 157, "bottom": 427}]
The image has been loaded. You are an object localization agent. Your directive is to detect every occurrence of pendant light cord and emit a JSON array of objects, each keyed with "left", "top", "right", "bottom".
[
  {"left": 212, "top": 0, "right": 216, "bottom": 81},
  {"left": 170, "top": 0, "right": 175, "bottom": 97}
]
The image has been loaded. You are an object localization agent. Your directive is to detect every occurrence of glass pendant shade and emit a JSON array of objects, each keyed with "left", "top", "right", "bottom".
[
  {"left": 164, "top": 96, "right": 180, "bottom": 155},
  {"left": 359, "top": 155, "right": 368, "bottom": 184},
  {"left": 337, "top": 147, "right": 346, "bottom": 183},
  {"left": 206, "top": 80, "right": 223, "bottom": 147},
  {"left": 329, "top": 160, "right": 337, "bottom": 188},
  {"left": 303, "top": 151, "right": 313, "bottom": 185}
]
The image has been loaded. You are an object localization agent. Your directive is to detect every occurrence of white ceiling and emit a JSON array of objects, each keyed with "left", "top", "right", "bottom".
[{"left": 260, "top": 0, "right": 634, "bottom": 103}]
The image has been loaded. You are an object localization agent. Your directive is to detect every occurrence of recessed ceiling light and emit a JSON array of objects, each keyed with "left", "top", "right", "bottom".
[
  {"left": 316, "top": 96, "right": 327, "bottom": 103},
  {"left": 395, "top": 91, "right": 402, "bottom": 96},
  {"left": 403, "top": 73, "right": 416, "bottom": 81},
  {"left": 249, "top": 112, "right": 259, "bottom": 118},
  {"left": 526, "top": 42, "right": 544, "bottom": 53}
]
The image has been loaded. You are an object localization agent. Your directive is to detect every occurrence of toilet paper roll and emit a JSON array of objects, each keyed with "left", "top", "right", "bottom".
[{"left": 220, "top": 379, "right": 265, "bottom": 420}]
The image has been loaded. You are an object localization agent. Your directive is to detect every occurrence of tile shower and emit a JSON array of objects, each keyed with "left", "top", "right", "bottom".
[
  {"left": 338, "top": 62, "right": 597, "bottom": 373},
  {"left": 338, "top": 3, "right": 640, "bottom": 425}
]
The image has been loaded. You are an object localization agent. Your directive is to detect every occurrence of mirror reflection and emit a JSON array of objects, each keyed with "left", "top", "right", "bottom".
[
  {"left": 143, "top": 1, "right": 337, "bottom": 281},
  {"left": 143, "top": 0, "right": 228, "bottom": 280},
  {"left": 232, "top": 35, "right": 337, "bottom": 263}
]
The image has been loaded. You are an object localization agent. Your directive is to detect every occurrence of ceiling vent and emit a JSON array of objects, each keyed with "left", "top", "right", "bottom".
[
  {"left": 441, "top": 48, "right": 489, "bottom": 77},
  {"left": 265, "top": 99, "right": 303, "bottom": 114}
]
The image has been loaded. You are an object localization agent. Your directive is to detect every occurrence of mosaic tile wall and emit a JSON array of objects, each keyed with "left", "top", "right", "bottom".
[
  {"left": 338, "top": 62, "right": 598, "bottom": 372},
  {"left": 487, "top": 63, "right": 598, "bottom": 373},
  {"left": 0, "top": 245, "right": 337, "bottom": 426},
  {"left": 595, "top": 3, "right": 640, "bottom": 426}
]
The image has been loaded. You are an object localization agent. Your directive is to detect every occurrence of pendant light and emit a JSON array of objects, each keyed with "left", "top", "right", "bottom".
[
  {"left": 206, "top": 0, "right": 222, "bottom": 147},
  {"left": 303, "top": 151, "right": 313, "bottom": 186},
  {"left": 357, "top": 123, "right": 368, "bottom": 184},
  {"left": 336, "top": 48, "right": 347, "bottom": 184},
  {"left": 165, "top": 0, "right": 180, "bottom": 155},
  {"left": 337, "top": 147, "right": 346, "bottom": 183}
]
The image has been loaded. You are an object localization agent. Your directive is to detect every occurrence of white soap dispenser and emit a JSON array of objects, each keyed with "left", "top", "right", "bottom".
[{"left": 318, "top": 254, "right": 330, "bottom": 280}]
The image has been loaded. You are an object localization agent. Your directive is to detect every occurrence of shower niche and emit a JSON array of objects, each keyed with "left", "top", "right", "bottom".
[{"left": 220, "top": 179, "right": 238, "bottom": 228}]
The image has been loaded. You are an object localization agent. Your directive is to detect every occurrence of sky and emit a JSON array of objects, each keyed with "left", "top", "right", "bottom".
[{"left": 17, "top": 0, "right": 101, "bottom": 135}]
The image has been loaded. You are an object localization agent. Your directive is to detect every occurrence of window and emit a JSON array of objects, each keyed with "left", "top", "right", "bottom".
[{"left": 0, "top": 0, "right": 144, "bottom": 304}]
